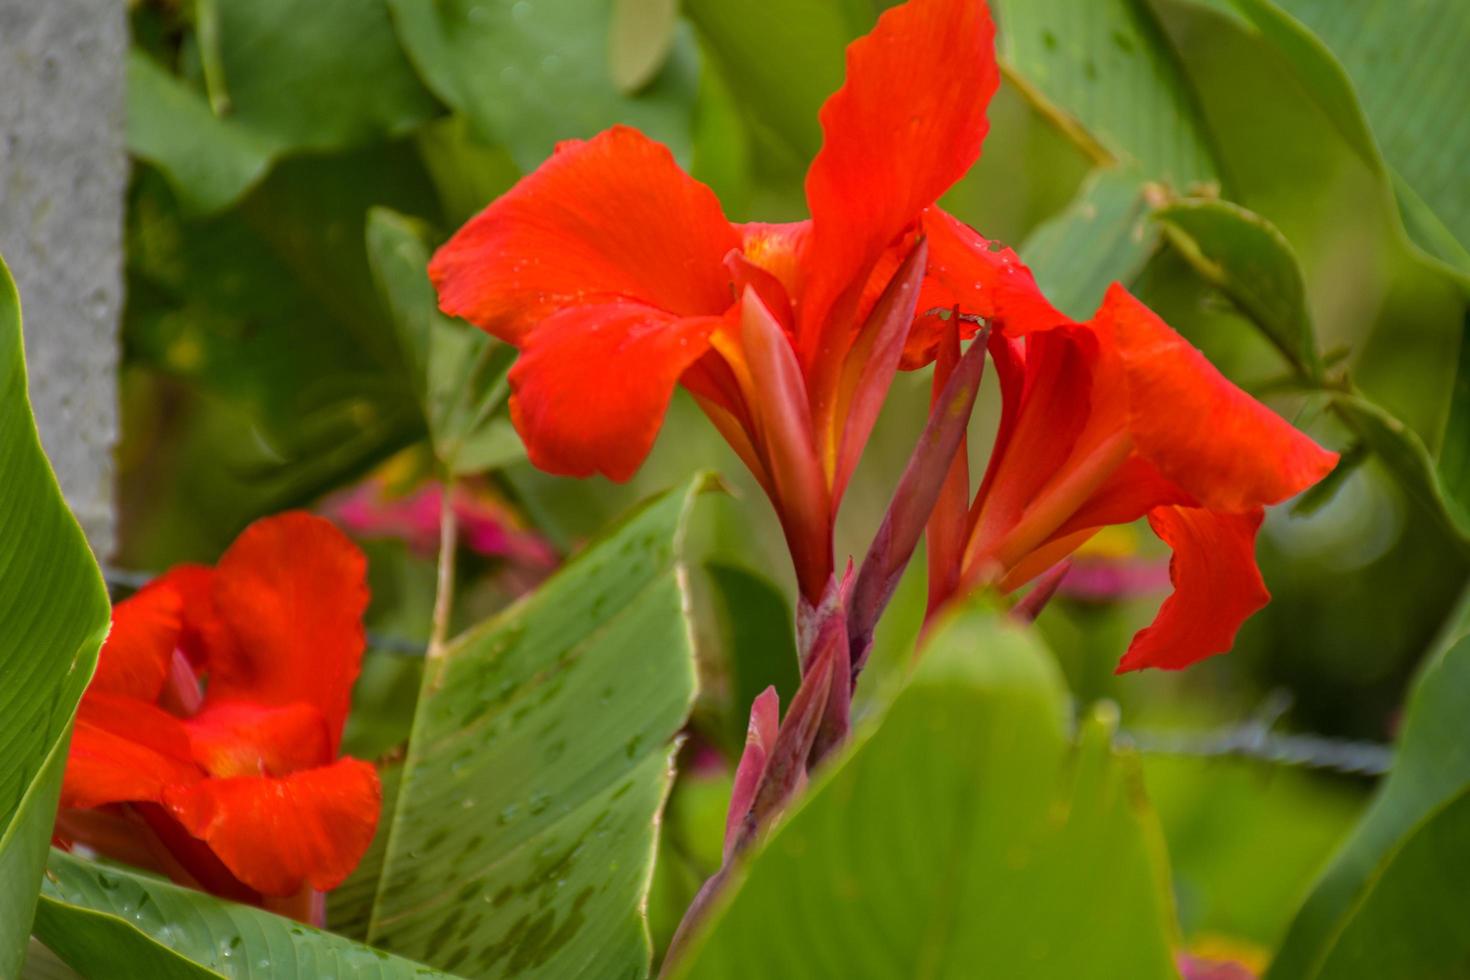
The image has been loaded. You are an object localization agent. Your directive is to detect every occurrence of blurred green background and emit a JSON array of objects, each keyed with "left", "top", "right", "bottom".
[{"left": 115, "top": 0, "right": 1469, "bottom": 965}]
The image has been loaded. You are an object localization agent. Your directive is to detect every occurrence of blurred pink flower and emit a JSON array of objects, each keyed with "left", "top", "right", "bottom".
[
  {"left": 1056, "top": 555, "right": 1172, "bottom": 604},
  {"left": 1177, "top": 954, "right": 1257, "bottom": 980},
  {"left": 324, "top": 478, "right": 557, "bottom": 572}
]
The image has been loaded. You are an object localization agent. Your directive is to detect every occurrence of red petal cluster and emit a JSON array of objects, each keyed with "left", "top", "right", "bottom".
[
  {"left": 56, "top": 513, "right": 380, "bottom": 918},
  {"left": 430, "top": 0, "right": 1338, "bottom": 666}
]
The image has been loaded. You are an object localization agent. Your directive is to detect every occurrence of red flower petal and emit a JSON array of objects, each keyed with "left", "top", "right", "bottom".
[
  {"left": 802, "top": 0, "right": 999, "bottom": 363},
  {"left": 90, "top": 584, "right": 181, "bottom": 701},
  {"left": 184, "top": 700, "right": 333, "bottom": 779},
  {"left": 152, "top": 564, "right": 226, "bottom": 670},
  {"left": 508, "top": 302, "right": 723, "bottom": 481},
  {"left": 904, "top": 209, "right": 1068, "bottom": 367},
  {"left": 61, "top": 694, "right": 201, "bottom": 809},
  {"left": 204, "top": 513, "right": 369, "bottom": 751},
  {"left": 430, "top": 125, "right": 739, "bottom": 341},
  {"left": 1098, "top": 284, "right": 1339, "bottom": 511},
  {"left": 1116, "top": 507, "right": 1271, "bottom": 672},
  {"left": 163, "top": 757, "right": 381, "bottom": 896}
]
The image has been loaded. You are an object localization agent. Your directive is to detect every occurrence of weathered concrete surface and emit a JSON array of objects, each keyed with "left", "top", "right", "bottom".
[{"left": 0, "top": 0, "right": 127, "bottom": 558}]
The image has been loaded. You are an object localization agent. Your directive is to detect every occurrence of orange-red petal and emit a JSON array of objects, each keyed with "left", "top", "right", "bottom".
[
  {"left": 204, "top": 513, "right": 369, "bottom": 751},
  {"left": 61, "top": 694, "right": 201, "bottom": 809},
  {"left": 1116, "top": 507, "right": 1270, "bottom": 672},
  {"left": 1097, "top": 284, "right": 1339, "bottom": 512},
  {"left": 430, "top": 125, "right": 739, "bottom": 341},
  {"left": 184, "top": 700, "right": 333, "bottom": 779},
  {"left": 89, "top": 584, "right": 181, "bottom": 701},
  {"left": 802, "top": 0, "right": 999, "bottom": 363},
  {"left": 162, "top": 757, "right": 381, "bottom": 896},
  {"left": 508, "top": 302, "right": 723, "bottom": 481},
  {"left": 904, "top": 209, "right": 1068, "bottom": 367}
]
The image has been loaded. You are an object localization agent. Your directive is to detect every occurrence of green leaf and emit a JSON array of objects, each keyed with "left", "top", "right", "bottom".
[
  {"left": 609, "top": 0, "right": 681, "bottom": 95},
  {"left": 1268, "top": 633, "right": 1470, "bottom": 978},
  {"left": 0, "top": 257, "right": 111, "bottom": 975},
  {"left": 365, "top": 208, "right": 521, "bottom": 475},
  {"left": 366, "top": 478, "right": 705, "bottom": 976},
  {"left": 1222, "top": 0, "right": 1470, "bottom": 280},
  {"left": 1437, "top": 311, "right": 1470, "bottom": 512},
  {"left": 996, "top": 0, "right": 1219, "bottom": 187},
  {"left": 33, "top": 850, "right": 452, "bottom": 979},
  {"left": 130, "top": 0, "right": 438, "bottom": 214},
  {"left": 1154, "top": 197, "right": 1321, "bottom": 375},
  {"left": 387, "top": 0, "right": 698, "bottom": 172},
  {"left": 702, "top": 562, "right": 800, "bottom": 751},
  {"left": 672, "top": 606, "right": 1181, "bottom": 979},
  {"left": 684, "top": 0, "right": 852, "bottom": 162},
  {"left": 1331, "top": 394, "right": 1470, "bottom": 549},
  {"left": 1020, "top": 167, "right": 1162, "bottom": 318}
]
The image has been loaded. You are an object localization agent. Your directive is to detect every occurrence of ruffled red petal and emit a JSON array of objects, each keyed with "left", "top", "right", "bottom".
[
  {"left": 903, "top": 209, "right": 1068, "bottom": 367},
  {"left": 1097, "top": 284, "right": 1339, "bottom": 511},
  {"left": 163, "top": 757, "right": 381, "bottom": 896},
  {"left": 508, "top": 302, "right": 723, "bottom": 481},
  {"left": 61, "top": 694, "right": 201, "bottom": 809},
  {"left": 184, "top": 700, "right": 333, "bottom": 779},
  {"left": 430, "top": 125, "right": 740, "bottom": 341},
  {"left": 203, "top": 513, "right": 369, "bottom": 751},
  {"left": 1117, "top": 507, "right": 1271, "bottom": 671},
  {"left": 802, "top": 0, "right": 999, "bottom": 363},
  {"left": 89, "top": 584, "right": 181, "bottom": 701}
]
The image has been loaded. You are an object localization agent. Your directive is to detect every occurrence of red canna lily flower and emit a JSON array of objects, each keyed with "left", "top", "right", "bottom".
[
  {"left": 917, "top": 282, "right": 1339, "bottom": 671},
  {"left": 55, "top": 513, "right": 381, "bottom": 923},
  {"left": 430, "top": 0, "right": 999, "bottom": 605}
]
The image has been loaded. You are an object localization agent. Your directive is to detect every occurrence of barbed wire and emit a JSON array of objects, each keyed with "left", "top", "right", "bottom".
[{"left": 101, "top": 568, "right": 1396, "bottom": 776}]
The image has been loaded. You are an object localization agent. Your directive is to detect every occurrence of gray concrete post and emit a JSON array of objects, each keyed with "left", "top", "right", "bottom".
[{"left": 0, "top": 1, "right": 127, "bottom": 558}]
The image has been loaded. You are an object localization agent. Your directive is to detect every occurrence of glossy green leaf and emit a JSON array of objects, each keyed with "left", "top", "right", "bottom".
[
  {"left": 1223, "top": 0, "right": 1470, "bottom": 280},
  {"left": 366, "top": 478, "right": 705, "bottom": 976},
  {"left": 1021, "top": 167, "right": 1161, "bottom": 318},
  {"left": 0, "top": 258, "right": 111, "bottom": 975},
  {"left": 387, "top": 0, "right": 698, "bottom": 172},
  {"left": 33, "top": 850, "right": 451, "bottom": 979},
  {"left": 996, "top": 0, "right": 1218, "bottom": 187},
  {"left": 672, "top": 606, "right": 1181, "bottom": 979},
  {"left": 1269, "top": 633, "right": 1470, "bottom": 978},
  {"left": 365, "top": 208, "right": 521, "bottom": 475},
  {"left": 702, "top": 562, "right": 800, "bottom": 750},
  {"left": 1331, "top": 394, "right": 1470, "bottom": 548},
  {"left": 684, "top": 0, "right": 851, "bottom": 162},
  {"left": 1154, "top": 197, "right": 1321, "bottom": 375},
  {"left": 130, "top": 0, "right": 437, "bottom": 213}
]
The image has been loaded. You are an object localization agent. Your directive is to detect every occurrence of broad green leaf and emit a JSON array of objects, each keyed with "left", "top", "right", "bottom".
[
  {"left": 0, "top": 257, "right": 111, "bottom": 975},
  {"left": 130, "top": 0, "right": 438, "bottom": 213},
  {"left": 684, "top": 0, "right": 851, "bottom": 162},
  {"left": 1020, "top": 167, "right": 1161, "bottom": 318},
  {"left": 672, "top": 606, "right": 1181, "bottom": 979},
  {"left": 365, "top": 208, "right": 521, "bottom": 475},
  {"left": 1304, "top": 787, "right": 1470, "bottom": 978},
  {"left": 1265, "top": 0, "right": 1470, "bottom": 273},
  {"left": 387, "top": 0, "right": 698, "bottom": 172},
  {"left": 1331, "top": 395, "right": 1470, "bottom": 549},
  {"left": 996, "top": 0, "right": 1218, "bottom": 188},
  {"left": 702, "top": 562, "right": 800, "bottom": 751},
  {"left": 1222, "top": 0, "right": 1470, "bottom": 280},
  {"left": 367, "top": 478, "right": 705, "bottom": 976},
  {"left": 1154, "top": 197, "right": 1321, "bottom": 375},
  {"left": 33, "top": 850, "right": 451, "bottom": 979},
  {"left": 414, "top": 115, "right": 523, "bottom": 229},
  {"left": 1268, "top": 633, "right": 1470, "bottom": 977},
  {"left": 609, "top": 0, "right": 681, "bottom": 94}
]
